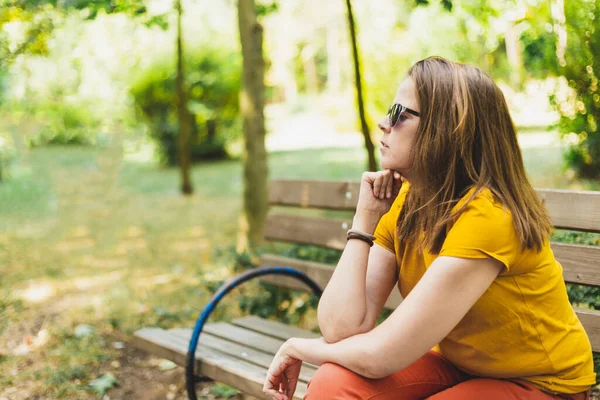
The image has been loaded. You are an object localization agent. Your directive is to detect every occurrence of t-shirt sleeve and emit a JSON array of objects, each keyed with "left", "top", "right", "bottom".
[
  {"left": 439, "top": 194, "right": 518, "bottom": 272},
  {"left": 373, "top": 207, "right": 396, "bottom": 253}
]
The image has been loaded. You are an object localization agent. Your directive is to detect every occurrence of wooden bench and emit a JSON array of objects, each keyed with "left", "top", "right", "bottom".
[{"left": 132, "top": 179, "right": 600, "bottom": 399}]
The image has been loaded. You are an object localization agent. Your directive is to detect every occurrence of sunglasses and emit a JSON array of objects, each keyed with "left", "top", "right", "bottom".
[{"left": 387, "top": 103, "right": 420, "bottom": 126}]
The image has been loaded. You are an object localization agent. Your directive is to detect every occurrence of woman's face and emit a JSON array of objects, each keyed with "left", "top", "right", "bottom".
[{"left": 378, "top": 77, "right": 420, "bottom": 180}]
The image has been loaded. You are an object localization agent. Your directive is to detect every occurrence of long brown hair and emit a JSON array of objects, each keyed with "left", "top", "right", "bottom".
[{"left": 398, "top": 56, "right": 553, "bottom": 254}]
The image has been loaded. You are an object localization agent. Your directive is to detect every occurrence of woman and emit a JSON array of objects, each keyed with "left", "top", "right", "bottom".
[{"left": 262, "top": 57, "right": 595, "bottom": 399}]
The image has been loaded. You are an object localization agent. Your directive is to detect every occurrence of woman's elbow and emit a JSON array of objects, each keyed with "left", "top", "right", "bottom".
[
  {"left": 318, "top": 313, "right": 371, "bottom": 343},
  {"left": 319, "top": 325, "right": 350, "bottom": 344},
  {"left": 352, "top": 348, "right": 391, "bottom": 379},
  {"left": 361, "top": 364, "right": 393, "bottom": 379}
]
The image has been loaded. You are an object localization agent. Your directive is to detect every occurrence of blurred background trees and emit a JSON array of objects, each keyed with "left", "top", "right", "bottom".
[{"left": 0, "top": 0, "right": 598, "bottom": 200}]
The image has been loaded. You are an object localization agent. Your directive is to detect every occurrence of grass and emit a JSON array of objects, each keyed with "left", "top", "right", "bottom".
[{"left": 0, "top": 141, "right": 598, "bottom": 398}]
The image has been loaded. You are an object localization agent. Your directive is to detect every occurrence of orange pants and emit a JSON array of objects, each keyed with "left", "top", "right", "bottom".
[{"left": 304, "top": 351, "right": 590, "bottom": 400}]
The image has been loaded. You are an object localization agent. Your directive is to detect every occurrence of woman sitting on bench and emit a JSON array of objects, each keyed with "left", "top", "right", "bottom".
[{"left": 263, "top": 56, "right": 595, "bottom": 400}]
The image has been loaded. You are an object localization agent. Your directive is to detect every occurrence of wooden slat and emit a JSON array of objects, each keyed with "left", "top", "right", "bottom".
[
  {"left": 553, "top": 242, "right": 600, "bottom": 286},
  {"left": 269, "top": 180, "right": 600, "bottom": 233},
  {"left": 132, "top": 328, "right": 307, "bottom": 399},
  {"left": 259, "top": 254, "right": 403, "bottom": 310},
  {"left": 232, "top": 315, "right": 320, "bottom": 341},
  {"left": 168, "top": 328, "right": 317, "bottom": 383},
  {"left": 204, "top": 322, "right": 286, "bottom": 355},
  {"left": 576, "top": 308, "right": 600, "bottom": 352},
  {"left": 269, "top": 179, "right": 359, "bottom": 210},
  {"left": 265, "top": 214, "right": 350, "bottom": 250},
  {"left": 538, "top": 189, "right": 600, "bottom": 233}
]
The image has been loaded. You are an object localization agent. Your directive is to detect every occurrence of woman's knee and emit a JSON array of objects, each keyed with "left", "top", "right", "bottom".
[
  {"left": 427, "top": 378, "right": 557, "bottom": 400},
  {"left": 305, "top": 362, "right": 369, "bottom": 399}
]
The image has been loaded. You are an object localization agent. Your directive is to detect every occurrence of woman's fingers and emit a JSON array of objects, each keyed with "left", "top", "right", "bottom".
[
  {"left": 286, "top": 378, "right": 298, "bottom": 399},
  {"left": 363, "top": 170, "right": 400, "bottom": 201},
  {"left": 372, "top": 172, "right": 382, "bottom": 197},
  {"left": 263, "top": 373, "right": 282, "bottom": 399},
  {"left": 264, "top": 373, "right": 291, "bottom": 400},
  {"left": 382, "top": 170, "right": 392, "bottom": 199}
]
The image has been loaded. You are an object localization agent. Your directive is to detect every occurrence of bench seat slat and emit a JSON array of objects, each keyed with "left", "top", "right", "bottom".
[
  {"left": 167, "top": 328, "right": 317, "bottom": 383},
  {"left": 132, "top": 326, "right": 308, "bottom": 399},
  {"left": 204, "top": 322, "right": 287, "bottom": 355},
  {"left": 232, "top": 315, "right": 320, "bottom": 341},
  {"left": 203, "top": 323, "right": 319, "bottom": 370}
]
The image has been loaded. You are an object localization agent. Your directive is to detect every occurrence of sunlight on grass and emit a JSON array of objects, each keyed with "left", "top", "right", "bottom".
[{"left": 18, "top": 282, "right": 55, "bottom": 303}]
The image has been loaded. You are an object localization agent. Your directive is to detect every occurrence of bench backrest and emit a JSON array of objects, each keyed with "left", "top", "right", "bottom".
[{"left": 259, "top": 179, "right": 600, "bottom": 350}]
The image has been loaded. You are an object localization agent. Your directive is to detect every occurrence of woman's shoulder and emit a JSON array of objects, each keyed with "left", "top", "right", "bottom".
[
  {"left": 448, "top": 186, "right": 515, "bottom": 238},
  {"left": 455, "top": 186, "right": 509, "bottom": 215}
]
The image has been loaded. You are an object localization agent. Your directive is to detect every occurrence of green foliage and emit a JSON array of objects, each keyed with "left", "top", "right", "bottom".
[
  {"left": 130, "top": 46, "right": 241, "bottom": 165},
  {"left": 256, "top": 1, "right": 279, "bottom": 17},
  {"left": 13, "top": 101, "right": 102, "bottom": 147},
  {"left": 415, "top": 0, "right": 453, "bottom": 11},
  {"left": 210, "top": 383, "right": 239, "bottom": 398},
  {"left": 238, "top": 281, "right": 320, "bottom": 325},
  {"left": 0, "top": 0, "right": 165, "bottom": 73},
  {"left": 567, "top": 284, "right": 600, "bottom": 309},
  {"left": 35, "top": 325, "right": 116, "bottom": 397},
  {"left": 519, "top": 2, "right": 559, "bottom": 79},
  {"left": 48, "top": 364, "right": 87, "bottom": 385},
  {"left": 553, "top": 0, "right": 600, "bottom": 178},
  {"left": 88, "top": 373, "right": 118, "bottom": 397}
]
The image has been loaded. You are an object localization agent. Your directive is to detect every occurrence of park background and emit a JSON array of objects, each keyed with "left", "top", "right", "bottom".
[{"left": 1, "top": 0, "right": 600, "bottom": 398}]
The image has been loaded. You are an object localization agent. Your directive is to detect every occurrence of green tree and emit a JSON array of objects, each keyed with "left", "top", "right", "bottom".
[
  {"left": 553, "top": 0, "right": 600, "bottom": 179},
  {"left": 0, "top": 0, "right": 202, "bottom": 193},
  {"left": 130, "top": 48, "right": 241, "bottom": 165}
]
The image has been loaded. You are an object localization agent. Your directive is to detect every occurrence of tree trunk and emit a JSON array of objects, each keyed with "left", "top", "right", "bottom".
[
  {"left": 207, "top": 119, "right": 216, "bottom": 141},
  {"left": 345, "top": 0, "right": 376, "bottom": 172},
  {"left": 237, "top": 0, "right": 268, "bottom": 252},
  {"left": 176, "top": 0, "right": 193, "bottom": 195}
]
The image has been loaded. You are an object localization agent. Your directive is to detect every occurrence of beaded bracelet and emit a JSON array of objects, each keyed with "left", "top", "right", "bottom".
[{"left": 346, "top": 229, "right": 376, "bottom": 247}]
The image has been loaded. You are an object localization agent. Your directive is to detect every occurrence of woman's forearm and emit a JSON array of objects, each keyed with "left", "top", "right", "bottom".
[
  {"left": 316, "top": 213, "right": 380, "bottom": 342},
  {"left": 287, "top": 335, "right": 380, "bottom": 379}
]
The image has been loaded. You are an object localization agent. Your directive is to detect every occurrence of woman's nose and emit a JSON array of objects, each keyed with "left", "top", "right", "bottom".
[{"left": 378, "top": 117, "right": 391, "bottom": 134}]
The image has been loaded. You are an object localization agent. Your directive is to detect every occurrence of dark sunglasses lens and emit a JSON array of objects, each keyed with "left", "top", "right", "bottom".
[
  {"left": 389, "top": 104, "right": 404, "bottom": 126},
  {"left": 388, "top": 104, "right": 398, "bottom": 126}
]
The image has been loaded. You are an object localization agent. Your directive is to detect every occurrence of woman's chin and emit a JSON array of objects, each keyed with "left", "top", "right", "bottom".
[{"left": 380, "top": 160, "right": 394, "bottom": 171}]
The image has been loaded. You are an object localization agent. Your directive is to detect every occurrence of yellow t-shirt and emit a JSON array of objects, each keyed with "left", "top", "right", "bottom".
[{"left": 374, "top": 182, "right": 596, "bottom": 394}]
